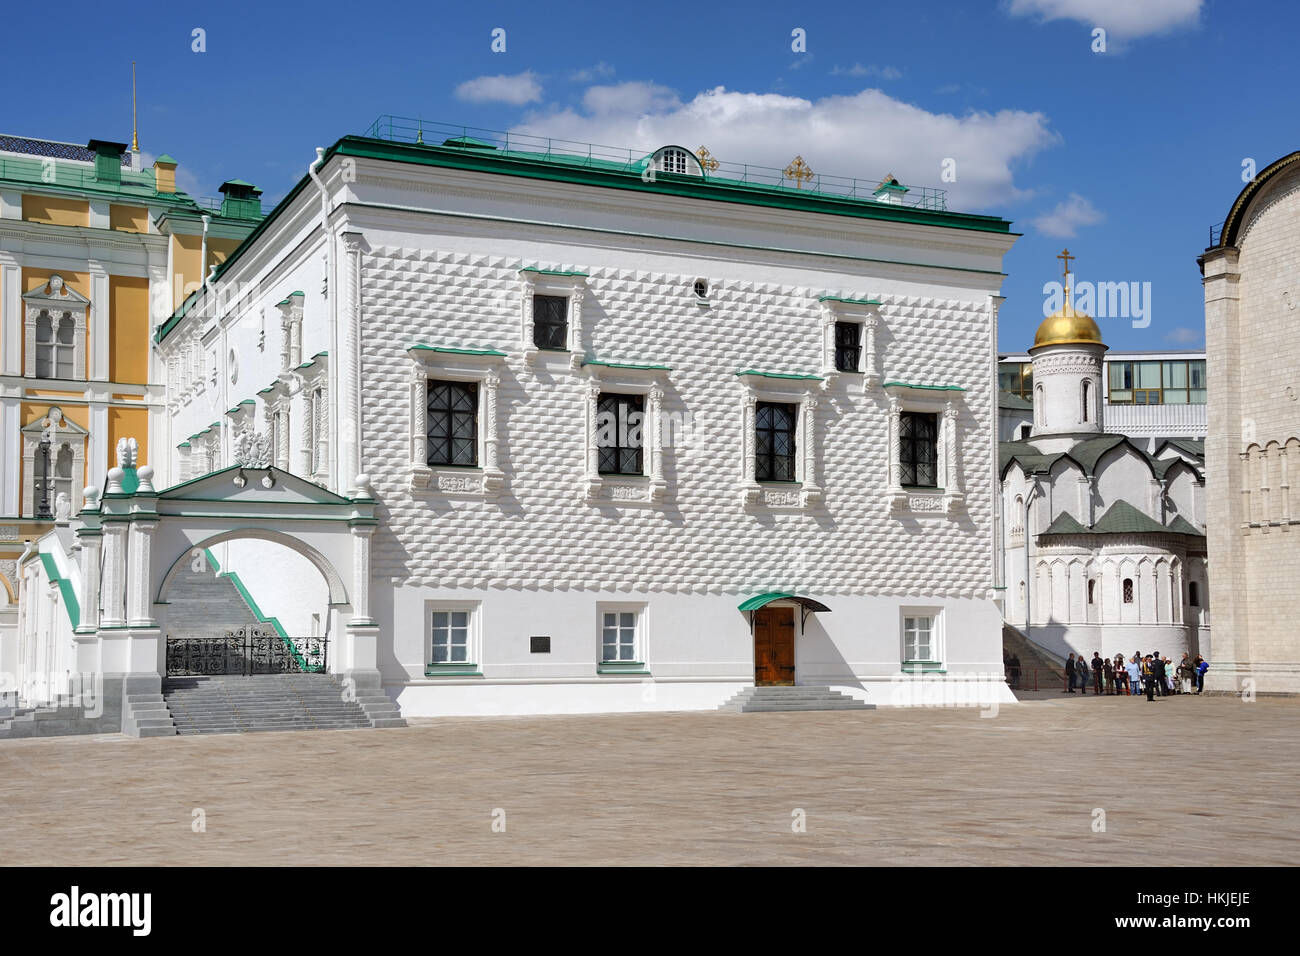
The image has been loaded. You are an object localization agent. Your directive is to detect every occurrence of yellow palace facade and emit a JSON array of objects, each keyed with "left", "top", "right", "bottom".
[{"left": 0, "top": 133, "right": 261, "bottom": 603}]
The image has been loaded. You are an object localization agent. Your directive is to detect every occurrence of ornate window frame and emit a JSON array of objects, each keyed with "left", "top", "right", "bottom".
[
  {"left": 298, "top": 352, "right": 329, "bottom": 484},
  {"left": 20, "top": 407, "right": 88, "bottom": 518},
  {"left": 519, "top": 267, "right": 587, "bottom": 368},
  {"left": 819, "top": 296, "right": 881, "bottom": 388},
  {"left": 276, "top": 292, "right": 304, "bottom": 374},
  {"left": 581, "top": 361, "right": 671, "bottom": 505},
  {"left": 736, "top": 371, "right": 823, "bottom": 509},
  {"left": 23, "top": 276, "right": 89, "bottom": 381},
  {"left": 884, "top": 382, "right": 965, "bottom": 515},
  {"left": 408, "top": 345, "right": 506, "bottom": 497}
]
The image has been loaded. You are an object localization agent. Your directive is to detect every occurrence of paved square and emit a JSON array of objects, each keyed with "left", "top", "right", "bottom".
[{"left": 1, "top": 695, "right": 1295, "bottom": 866}]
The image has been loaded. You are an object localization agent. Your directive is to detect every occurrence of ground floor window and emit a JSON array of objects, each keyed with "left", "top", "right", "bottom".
[
  {"left": 431, "top": 609, "right": 471, "bottom": 664},
  {"left": 904, "top": 615, "right": 934, "bottom": 661},
  {"left": 602, "top": 610, "right": 638, "bottom": 662}
]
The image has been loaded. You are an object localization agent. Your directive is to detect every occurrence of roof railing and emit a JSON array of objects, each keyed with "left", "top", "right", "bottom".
[{"left": 361, "top": 115, "right": 948, "bottom": 211}]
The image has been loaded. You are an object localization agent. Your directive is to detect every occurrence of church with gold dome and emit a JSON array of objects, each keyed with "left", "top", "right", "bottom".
[{"left": 998, "top": 256, "right": 1208, "bottom": 663}]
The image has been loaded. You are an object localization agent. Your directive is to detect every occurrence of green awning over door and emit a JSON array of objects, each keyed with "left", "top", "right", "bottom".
[{"left": 737, "top": 592, "right": 832, "bottom": 613}]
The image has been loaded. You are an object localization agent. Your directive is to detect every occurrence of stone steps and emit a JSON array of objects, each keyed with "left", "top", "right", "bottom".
[
  {"left": 162, "top": 674, "right": 399, "bottom": 735},
  {"left": 719, "top": 686, "right": 875, "bottom": 713}
]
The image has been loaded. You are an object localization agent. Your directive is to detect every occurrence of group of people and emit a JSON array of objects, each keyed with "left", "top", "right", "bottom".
[{"left": 1062, "top": 651, "right": 1208, "bottom": 699}]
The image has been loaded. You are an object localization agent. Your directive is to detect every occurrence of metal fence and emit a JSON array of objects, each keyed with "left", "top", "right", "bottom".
[{"left": 166, "top": 626, "right": 329, "bottom": 676}]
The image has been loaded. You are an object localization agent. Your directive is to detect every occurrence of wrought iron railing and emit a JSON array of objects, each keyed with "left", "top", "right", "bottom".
[
  {"left": 1209, "top": 220, "right": 1225, "bottom": 246},
  {"left": 166, "top": 626, "right": 328, "bottom": 676},
  {"left": 360, "top": 115, "right": 949, "bottom": 211}
]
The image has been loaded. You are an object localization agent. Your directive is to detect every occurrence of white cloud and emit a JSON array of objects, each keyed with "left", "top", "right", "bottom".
[
  {"left": 454, "top": 71, "right": 543, "bottom": 106},
  {"left": 581, "top": 82, "right": 680, "bottom": 117},
  {"left": 569, "top": 62, "right": 614, "bottom": 84},
  {"left": 1006, "top": 0, "right": 1202, "bottom": 39},
  {"left": 1032, "top": 193, "right": 1105, "bottom": 237},
  {"left": 1164, "top": 326, "right": 1203, "bottom": 345},
  {"left": 832, "top": 63, "right": 902, "bottom": 80},
  {"left": 513, "top": 85, "right": 1058, "bottom": 210}
]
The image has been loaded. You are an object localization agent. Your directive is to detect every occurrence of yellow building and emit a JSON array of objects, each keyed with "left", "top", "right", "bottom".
[{"left": 0, "top": 133, "right": 261, "bottom": 602}]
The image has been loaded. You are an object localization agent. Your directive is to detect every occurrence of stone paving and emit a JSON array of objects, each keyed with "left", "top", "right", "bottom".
[{"left": 0, "top": 693, "right": 1295, "bottom": 866}]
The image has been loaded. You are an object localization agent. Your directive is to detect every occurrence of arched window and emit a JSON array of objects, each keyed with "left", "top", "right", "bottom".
[
  {"left": 659, "top": 148, "right": 689, "bottom": 174},
  {"left": 1035, "top": 384, "right": 1045, "bottom": 426},
  {"left": 1087, "top": 579, "right": 1095, "bottom": 604},
  {"left": 1189, "top": 581, "right": 1200, "bottom": 607},
  {"left": 1123, "top": 578, "right": 1134, "bottom": 603},
  {"left": 1081, "top": 379, "right": 1091, "bottom": 423}
]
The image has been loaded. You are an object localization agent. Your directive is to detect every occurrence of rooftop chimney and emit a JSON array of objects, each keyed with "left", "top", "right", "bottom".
[
  {"left": 153, "top": 154, "right": 178, "bottom": 194},
  {"left": 87, "top": 139, "right": 128, "bottom": 185},
  {"left": 218, "top": 179, "right": 262, "bottom": 219}
]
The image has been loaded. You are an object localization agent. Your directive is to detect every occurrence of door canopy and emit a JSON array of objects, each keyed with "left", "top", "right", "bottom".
[{"left": 737, "top": 592, "right": 832, "bottom": 614}]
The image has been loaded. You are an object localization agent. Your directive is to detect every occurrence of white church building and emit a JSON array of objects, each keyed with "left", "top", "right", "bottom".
[
  {"left": 998, "top": 268, "right": 1208, "bottom": 662},
  {"left": 4, "top": 121, "right": 1022, "bottom": 729}
]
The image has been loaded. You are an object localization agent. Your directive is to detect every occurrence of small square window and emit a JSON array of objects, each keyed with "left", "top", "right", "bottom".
[
  {"left": 903, "top": 615, "right": 934, "bottom": 662},
  {"left": 834, "top": 321, "right": 862, "bottom": 372},
  {"left": 530, "top": 635, "right": 551, "bottom": 654}
]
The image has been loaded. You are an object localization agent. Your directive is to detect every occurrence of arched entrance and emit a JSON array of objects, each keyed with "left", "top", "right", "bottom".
[{"left": 158, "top": 531, "right": 345, "bottom": 677}]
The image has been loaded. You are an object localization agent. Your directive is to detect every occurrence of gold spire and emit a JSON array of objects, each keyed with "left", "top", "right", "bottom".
[
  {"left": 1033, "top": 249, "right": 1104, "bottom": 349},
  {"left": 131, "top": 61, "right": 139, "bottom": 152}
]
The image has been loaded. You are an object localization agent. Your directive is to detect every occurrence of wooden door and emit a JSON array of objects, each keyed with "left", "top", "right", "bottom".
[{"left": 754, "top": 606, "right": 796, "bottom": 685}]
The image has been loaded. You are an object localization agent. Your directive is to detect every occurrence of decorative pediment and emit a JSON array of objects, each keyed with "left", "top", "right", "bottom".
[
  {"left": 22, "top": 275, "right": 90, "bottom": 311},
  {"left": 158, "top": 465, "right": 358, "bottom": 507},
  {"left": 21, "top": 406, "right": 90, "bottom": 439}
]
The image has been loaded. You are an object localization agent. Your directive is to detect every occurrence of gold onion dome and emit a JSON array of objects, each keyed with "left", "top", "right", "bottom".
[{"left": 1032, "top": 301, "right": 1105, "bottom": 348}]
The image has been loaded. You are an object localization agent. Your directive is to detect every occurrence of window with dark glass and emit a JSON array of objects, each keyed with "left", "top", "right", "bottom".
[
  {"left": 899, "top": 411, "right": 938, "bottom": 487},
  {"left": 426, "top": 379, "right": 478, "bottom": 467},
  {"left": 998, "top": 361, "right": 1033, "bottom": 399},
  {"left": 1123, "top": 578, "right": 1134, "bottom": 604},
  {"left": 755, "top": 402, "right": 797, "bottom": 482},
  {"left": 834, "top": 321, "right": 862, "bottom": 372},
  {"left": 532, "top": 294, "right": 568, "bottom": 350},
  {"left": 1189, "top": 581, "right": 1200, "bottom": 607},
  {"left": 597, "top": 392, "right": 644, "bottom": 475}
]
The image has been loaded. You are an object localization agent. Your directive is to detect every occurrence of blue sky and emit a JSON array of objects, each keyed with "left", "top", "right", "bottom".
[{"left": 2, "top": 0, "right": 1290, "bottom": 351}]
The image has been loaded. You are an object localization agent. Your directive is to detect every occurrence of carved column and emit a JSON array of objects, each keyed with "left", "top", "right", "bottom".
[
  {"left": 887, "top": 395, "right": 902, "bottom": 495},
  {"left": 341, "top": 232, "right": 364, "bottom": 493},
  {"left": 943, "top": 401, "right": 961, "bottom": 495},
  {"left": 483, "top": 369, "right": 503, "bottom": 493},
  {"left": 77, "top": 529, "right": 102, "bottom": 632},
  {"left": 863, "top": 314, "right": 880, "bottom": 388},
  {"left": 801, "top": 396, "right": 821, "bottom": 505},
  {"left": 126, "top": 520, "right": 157, "bottom": 627},
  {"left": 649, "top": 385, "right": 666, "bottom": 500},
  {"left": 279, "top": 316, "right": 292, "bottom": 373},
  {"left": 1239, "top": 451, "right": 1252, "bottom": 528},
  {"left": 1258, "top": 447, "right": 1271, "bottom": 525},
  {"left": 1280, "top": 445, "right": 1291, "bottom": 524},
  {"left": 350, "top": 523, "right": 375, "bottom": 626},
  {"left": 521, "top": 278, "right": 537, "bottom": 356},
  {"left": 821, "top": 312, "right": 836, "bottom": 376},
  {"left": 100, "top": 520, "right": 128, "bottom": 628},
  {"left": 568, "top": 289, "right": 584, "bottom": 368},
  {"left": 585, "top": 381, "right": 602, "bottom": 499}
]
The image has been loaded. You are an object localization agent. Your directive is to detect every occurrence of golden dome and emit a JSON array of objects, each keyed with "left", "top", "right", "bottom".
[{"left": 1032, "top": 302, "right": 1105, "bottom": 349}]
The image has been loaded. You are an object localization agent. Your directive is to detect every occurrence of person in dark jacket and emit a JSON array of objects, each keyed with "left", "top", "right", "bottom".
[
  {"left": 1152, "top": 652, "right": 1166, "bottom": 697},
  {"left": 1009, "top": 654, "right": 1022, "bottom": 690},
  {"left": 1064, "top": 653, "right": 1076, "bottom": 692},
  {"left": 1091, "top": 652, "right": 1104, "bottom": 694}
]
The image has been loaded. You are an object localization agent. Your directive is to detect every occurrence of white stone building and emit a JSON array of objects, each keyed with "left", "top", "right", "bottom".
[
  {"left": 1200, "top": 150, "right": 1300, "bottom": 695},
  {"left": 6, "top": 123, "right": 1021, "bottom": 725},
  {"left": 998, "top": 275, "right": 1208, "bottom": 662}
]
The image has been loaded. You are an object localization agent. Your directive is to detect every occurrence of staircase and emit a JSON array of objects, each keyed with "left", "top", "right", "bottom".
[
  {"left": 1002, "top": 623, "right": 1066, "bottom": 686},
  {"left": 719, "top": 685, "right": 875, "bottom": 713},
  {"left": 163, "top": 674, "right": 378, "bottom": 734},
  {"left": 166, "top": 561, "right": 258, "bottom": 641}
]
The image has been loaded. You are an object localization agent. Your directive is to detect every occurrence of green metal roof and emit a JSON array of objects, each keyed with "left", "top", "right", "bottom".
[
  {"left": 736, "top": 369, "right": 824, "bottom": 381},
  {"left": 584, "top": 359, "right": 672, "bottom": 371},
  {"left": 737, "top": 592, "right": 833, "bottom": 613},
  {"left": 39, "top": 552, "right": 80, "bottom": 629},
  {"left": 520, "top": 267, "right": 589, "bottom": 277},
  {"left": 817, "top": 295, "right": 881, "bottom": 306},
  {"left": 883, "top": 381, "right": 967, "bottom": 391},
  {"left": 408, "top": 344, "right": 508, "bottom": 357},
  {"left": 1041, "top": 512, "right": 1091, "bottom": 535},
  {"left": 1092, "top": 500, "right": 1188, "bottom": 535},
  {"left": 998, "top": 391, "right": 1034, "bottom": 410}
]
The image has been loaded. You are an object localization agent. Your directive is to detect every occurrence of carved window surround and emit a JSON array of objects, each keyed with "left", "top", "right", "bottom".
[
  {"left": 884, "top": 382, "right": 965, "bottom": 515},
  {"left": 276, "top": 291, "right": 305, "bottom": 374},
  {"left": 819, "top": 295, "right": 882, "bottom": 388},
  {"left": 519, "top": 267, "right": 587, "bottom": 369},
  {"left": 408, "top": 345, "right": 507, "bottom": 497},
  {"left": 581, "top": 361, "right": 672, "bottom": 505},
  {"left": 736, "top": 371, "right": 823, "bottom": 509},
  {"left": 298, "top": 352, "right": 330, "bottom": 483},
  {"left": 20, "top": 407, "right": 88, "bottom": 518},
  {"left": 23, "top": 276, "right": 89, "bottom": 381}
]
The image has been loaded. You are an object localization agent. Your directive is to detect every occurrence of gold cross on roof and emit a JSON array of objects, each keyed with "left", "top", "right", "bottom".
[
  {"left": 1057, "top": 248, "right": 1075, "bottom": 280},
  {"left": 697, "top": 146, "right": 720, "bottom": 172},
  {"left": 784, "top": 155, "right": 814, "bottom": 189}
]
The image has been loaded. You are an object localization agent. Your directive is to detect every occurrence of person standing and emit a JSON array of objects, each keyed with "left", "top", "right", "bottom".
[
  {"left": 1065, "top": 653, "right": 1077, "bottom": 693},
  {"left": 1091, "top": 652, "right": 1104, "bottom": 695},
  {"left": 1009, "top": 654, "right": 1022, "bottom": 691},
  {"left": 1128, "top": 655, "right": 1142, "bottom": 696},
  {"left": 1103, "top": 657, "right": 1114, "bottom": 695},
  {"left": 1195, "top": 656, "right": 1208, "bottom": 694},
  {"left": 1143, "top": 655, "right": 1156, "bottom": 701}
]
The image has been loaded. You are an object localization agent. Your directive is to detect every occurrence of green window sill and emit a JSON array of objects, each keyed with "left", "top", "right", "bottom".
[
  {"left": 597, "top": 662, "right": 651, "bottom": 675},
  {"left": 901, "top": 661, "right": 946, "bottom": 673}
]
